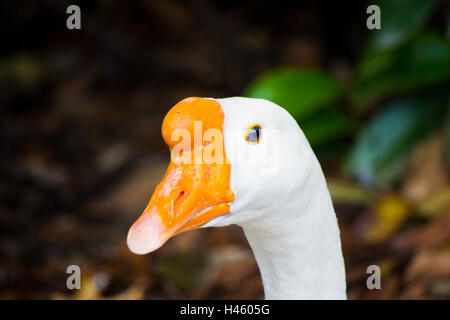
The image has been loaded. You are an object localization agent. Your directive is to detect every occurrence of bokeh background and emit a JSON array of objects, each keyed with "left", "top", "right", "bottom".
[{"left": 1, "top": 0, "right": 449, "bottom": 299}]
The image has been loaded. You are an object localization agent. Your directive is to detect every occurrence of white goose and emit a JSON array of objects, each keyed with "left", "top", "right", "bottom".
[{"left": 127, "top": 97, "right": 347, "bottom": 299}]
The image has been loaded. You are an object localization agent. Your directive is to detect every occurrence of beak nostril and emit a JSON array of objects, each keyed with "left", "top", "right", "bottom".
[{"left": 173, "top": 191, "right": 186, "bottom": 213}]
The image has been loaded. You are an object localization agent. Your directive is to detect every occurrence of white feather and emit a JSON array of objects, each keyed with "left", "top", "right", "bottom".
[{"left": 204, "top": 97, "right": 347, "bottom": 299}]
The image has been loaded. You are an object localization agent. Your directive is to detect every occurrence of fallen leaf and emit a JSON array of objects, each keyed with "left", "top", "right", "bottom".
[
  {"left": 402, "top": 133, "right": 448, "bottom": 204},
  {"left": 393, "top": 207, "right": 450, "bottom": 250},
  {"left": 405, "top": 250, "right": 450, "bottom": 282},
  {"left": 416, "top": 188, "right": 450, "bottom": 218},
  {"left": 366, "top": 194, "right": 411, "bottom": 244},
  {"left": 328, "top": 179, "right": 376, "bottom": 205}
]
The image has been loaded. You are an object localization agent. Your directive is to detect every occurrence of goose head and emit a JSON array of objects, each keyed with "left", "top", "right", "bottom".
[{"left": 127, "top": 96, "right": 346, "bottom": 299}]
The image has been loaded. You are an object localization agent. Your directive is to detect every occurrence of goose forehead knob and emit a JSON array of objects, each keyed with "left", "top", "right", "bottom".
[{"left": 162, "top": 97, "right": 224, "bottom": 148}]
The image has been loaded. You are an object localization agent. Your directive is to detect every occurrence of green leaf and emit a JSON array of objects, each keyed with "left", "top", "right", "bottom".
[
  {"left": 300, "top": 109, "right": 353, "bottom": 146},
  {"left": 353, "top": 33, "right": 450, "bottom": 106},
  {"left": 369, "top": 0, "right": 439, "bottom": 49},
  {"left": 244, "top": 69, "right": 341, "bottom": 120},
  {"left": 346, "top": 94, "right": 447, "bottom": 186}
]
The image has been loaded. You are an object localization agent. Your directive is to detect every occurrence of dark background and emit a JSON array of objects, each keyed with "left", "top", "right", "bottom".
[{"left": 0, "top": 0, "right": 449, "bottom": 299}]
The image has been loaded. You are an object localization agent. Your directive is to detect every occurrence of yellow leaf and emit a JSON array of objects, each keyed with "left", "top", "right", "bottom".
[
  {"left": 367, "top": 194, "right": 410, "bottom": 244},
  {"left": 73, "top": 274, "right": 102, "bottom": 300}
]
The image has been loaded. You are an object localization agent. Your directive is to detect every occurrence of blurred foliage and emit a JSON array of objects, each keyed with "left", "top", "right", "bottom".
[
  {"left": 2, "top": 0, "right": 450, "bottom": 300},
  {"left": 245, "top": 0, "right": 449, "bottom": 188},
  {"left": 368, "top": 0, "right": 440, "bottom": 49},
  {"left": 366, "top": 194, "right": 411, "bottom": 244},
  {"left": 347, "top": 94, "right": 447, "bottom": 186},
  {"left": 245, "top": 69, "right": 342, "bottom": 120},
  {"left": 300, "top": 109, "right": 353, "bottom": 147},
  {"left": 353, "top": 32, "right": 449, "bottom": 106}
]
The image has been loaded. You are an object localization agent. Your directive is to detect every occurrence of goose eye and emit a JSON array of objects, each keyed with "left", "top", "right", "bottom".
[{"left": 245, "top": 124, "right": 262, "bottom": 144}]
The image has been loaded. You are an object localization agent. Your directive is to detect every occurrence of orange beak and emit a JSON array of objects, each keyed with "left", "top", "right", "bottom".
[{"left": 127, "top": 97, "right": 235, "bottom": 254}]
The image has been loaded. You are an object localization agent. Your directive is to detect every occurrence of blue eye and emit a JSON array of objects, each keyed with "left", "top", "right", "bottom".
[{"left": 245, "top": 124, "right": 262, "bottom": 144}]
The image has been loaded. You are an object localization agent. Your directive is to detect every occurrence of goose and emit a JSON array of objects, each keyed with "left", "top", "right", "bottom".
[{"left": 127, "top": 97, "right": 347, "bottom": 299}]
